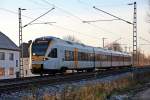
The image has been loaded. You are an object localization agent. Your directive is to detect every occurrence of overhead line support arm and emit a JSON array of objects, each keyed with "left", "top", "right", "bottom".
[
  {"left": 93, "top": 6, "right": 133, "bottom": 25},
  {"left": 23, "top": 7, "right": 55, "bottom": 28}
]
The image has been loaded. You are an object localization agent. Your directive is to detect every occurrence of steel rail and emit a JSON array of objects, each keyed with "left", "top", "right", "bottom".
[{"left": 0, "top": 66, "right": 150, "bottom": 93}]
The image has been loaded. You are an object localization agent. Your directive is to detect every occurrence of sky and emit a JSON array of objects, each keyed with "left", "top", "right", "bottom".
[{"left": 0, "top": 0, "right": 149, "bottom": 55}]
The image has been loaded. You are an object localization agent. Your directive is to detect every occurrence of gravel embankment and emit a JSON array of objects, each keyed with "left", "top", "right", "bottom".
[{"left": 0, "top": 72, "right": 131, "bottom": 100}]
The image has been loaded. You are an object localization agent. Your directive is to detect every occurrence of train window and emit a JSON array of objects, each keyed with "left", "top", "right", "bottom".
[
  {"left": 124, "top": 57, "right": 127, "bottom": 61},
  {"left": 107, "top": 55, "right": 111, "bottom": 61},
  {"left": 125, "top": 57, "right": 127, "bottom": 61},
  {"left": 95, "top": 54, "right": 97, "bottom": 61},
  {"left": 89, "top": 53, "right": 93, "bottom": 61},
  {"left": 78, "top": 52, "right": 81, "bottom": 61},
  {"left": 95, "top": 54, "right": 98, "bottom": 61},
  {"left": 117, "top": 56, "right": 119, "bottom": 61},
  {"left": 65, "top": 50, "right": 70, "bottom": 61},
  {"left": 101, "top": 55, "right": 104, "bottom": 61},
  {"left": 95, "top": 54, "right": 100, "bottom": 61},
  {"left": 85, "top": 53, "right": 88, "bottom": 61},
  {"left": 101, "top": 55, "right": 107, "bottom": 61},
  {"left": 32, "top": 41, "right": 49, "bottom": 56},
  {"left": 124, "top": 57, "right": 126, "bottom": 61},
  {"left": 116, "top": 56, "right": 118, "bottom": 61},
  {"left": 99, "top": 54, "right": 101, "bottom": 61},
  {"left": 112, "top": 56, "right": 116, "bottom": 61},
  {"left": 48, "top": 48, "right": 57, "bottom": 58},
  {"left": 80, "top": 52, "right": 84, "bottom": 61},
  {"left": 121, "top": 56, "right": 124, "bottom": 61},
  {"left": 65, "top": 50, "right": 74, "bottom": 61},
  {"left": 87, "top": 53, "right": 89, "bottom": 61},
  {"left": 70, "top": 51, "right": 74, "bottom": 61}
]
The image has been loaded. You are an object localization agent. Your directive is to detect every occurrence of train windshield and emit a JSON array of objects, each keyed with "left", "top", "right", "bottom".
[{"left": 32, "top": 40, "right": 49, "bottom": 56}]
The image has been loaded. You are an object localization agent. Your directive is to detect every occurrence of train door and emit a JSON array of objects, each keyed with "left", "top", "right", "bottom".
[
  {"left": 44, "top": 48, "right": 59, "bottom": 69},
  {"left": 74, "top": 48, "right": 78, "bottom": 68},
  {"left": 93, "top": 48, "right": 96, "bottom": 68}
]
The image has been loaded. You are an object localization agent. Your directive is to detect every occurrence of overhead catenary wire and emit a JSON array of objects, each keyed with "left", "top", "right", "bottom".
[
  {"left": 83, "top": 19, "right": 119, "bottom": 23},
  {"left": 1, "top": 1, "right": 132, "bottom": 47},
  {"left": 1, "top": 4, "right": 131, "bottom": 41},
  {"left": 28, "top": 0, "right": 113, "bottom": 35},
  {"left": 26, "top": 0, "right": 133, "bottom": 46},
  {"left": 27, "top": 0, "right": 48, "bottom": 7},
  {"left": 105, "top": 37, "right": 122, "bottom": 47},
  {"left": 46, "top": 23, "right": 101, "bottom": 40},
  {"left": 139, "top": 37, "right": 150, "bottom": 44},
  {"left": 23, "top": 7, "right": 55, "bottom": 28},
  {"left": 0, "top": 7, "right": 57, "bottom": 26},
  {"left": 76, "top": 0, "right": 133, "bottom": 37},
  {"left": 41, "top": 0, "right": 84, "bottom": 21},
  {"left": 0, "top": 7, "right": 103, "bottom": 40},
  {"left": 93, "top": 6, "right": 133, "bottom": 25},
  {"left": 39, "top": 0, "right": 125, "bottom": 36},
  {"left": 0, "top": 8, "right": 34, "bottom": 20}
]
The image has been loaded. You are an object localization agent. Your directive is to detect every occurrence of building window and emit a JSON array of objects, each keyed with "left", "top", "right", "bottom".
[
  {"left": 9, "top": 67, "right": 14, "bottom": 75},
  {"left": 16, "top": 72, "right": 19, "bottom": 78},
  {"left": 0, "top": 68, "right": 5, "bottom": 76},
  {"left": 9, "top": 53, "right": 14, "bottom": 60},
  {"left": 0, "top": 52, "right": 5, "bottom": 60},
  {"left": 16, "top": 60, "right": 18, "bottom": 67},
  {"left": 26, "top": 70, "right": 28, "bottom": 75}
]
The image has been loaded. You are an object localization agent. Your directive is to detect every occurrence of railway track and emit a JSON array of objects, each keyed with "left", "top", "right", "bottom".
[{"left": 0, "top": 67, "right": 149, "bottom": 93}]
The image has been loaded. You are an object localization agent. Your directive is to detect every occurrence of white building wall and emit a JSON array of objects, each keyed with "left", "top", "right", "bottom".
[
  {"left": 0, "top": 49, "right": 19, "bottom": 79},
  {"left": 23, "top": 57, "right": 34, "bottom": 77}
]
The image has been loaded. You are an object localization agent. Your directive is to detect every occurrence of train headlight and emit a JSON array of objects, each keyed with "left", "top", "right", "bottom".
[{"left": 33, "top": 53, "right": 36, "bottom": 56}]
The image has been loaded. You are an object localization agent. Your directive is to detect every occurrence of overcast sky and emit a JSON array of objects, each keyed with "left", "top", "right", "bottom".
[{"left": 0, "top": 0, "right": 149, "bottom": 54}]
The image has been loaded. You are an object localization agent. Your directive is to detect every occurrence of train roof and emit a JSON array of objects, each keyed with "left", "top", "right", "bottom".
[{"left": 34, "top": 36, "right": 131, "bottom": 56}]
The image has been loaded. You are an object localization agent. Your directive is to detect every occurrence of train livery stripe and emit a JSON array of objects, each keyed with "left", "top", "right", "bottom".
[
  {"left": 32, "top": 56, "right": 44, "bottom": 61},
  {"left": 74, "top": 48, "right": 78, "bottom": 68}
]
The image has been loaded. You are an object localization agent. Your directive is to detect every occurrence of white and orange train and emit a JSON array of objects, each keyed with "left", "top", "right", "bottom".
[{"left": 29, "top": 36, "right": 132, "bottom": 75}]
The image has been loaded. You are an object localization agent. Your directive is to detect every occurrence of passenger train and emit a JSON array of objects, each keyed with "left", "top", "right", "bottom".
[{"left": 29, "top": 36, "right": 132, "bottom": 75}]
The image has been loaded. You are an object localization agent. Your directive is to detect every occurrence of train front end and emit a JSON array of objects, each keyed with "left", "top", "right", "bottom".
[{"left": 30, "top": 38, "right": 50, "bottom": 74}]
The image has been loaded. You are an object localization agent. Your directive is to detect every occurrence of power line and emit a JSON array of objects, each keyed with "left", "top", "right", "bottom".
[
  {"left": 27, "top": 0, "right": 132, "bottom": 46},
  {"left": 47, "top": 23, "right": 101, "bottom": 40},
  {"left": 29, "top": 22, "right": 56, "bottom": 25},
  {"left": 0, "top": 7, "right": 57, "bottom": 27},
  {"left": 23, "top": 7, "right": 55, "bottom": 28},
  {"left": 75, "top": 1, "right": 132, "bottom": 37},
  {"left": 41, "top": 0, "right": 84, "bottom": 21},
  {"left": 76, "top": 1, "right": 131, "bottom": 37},
  {"left": 83, "top": 19, "right": 119, "bottom": 23},
  {"left": 0, "top": 8, "right": 35, "bottom": 20},
  {"left": 27, "top": 0, "right": 48, "bottom": 7},
  {"left": 85, "top": 22, "right": 124, "bottom": 36},
  {"left": 105, "top": 37, "right": 122, "bottom": 47},
  {"left": 139, "top": 44, "right": 150, "bottom": 45},
  {"left": 139, "top": 37, "right": 150, "bottom": 43},
  {"left": 0, "top": 7, "right": 102, "bottom": 40},
  {"left": 93, "top": 6, "right": 133, "bottom": 25},
  {"left": 39, "top": 0, "right": 124, "bottom": 36}
]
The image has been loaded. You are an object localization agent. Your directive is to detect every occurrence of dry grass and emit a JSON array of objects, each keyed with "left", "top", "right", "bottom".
[{"left": 23, "top": 72, "right": 150, "bottom": 100}]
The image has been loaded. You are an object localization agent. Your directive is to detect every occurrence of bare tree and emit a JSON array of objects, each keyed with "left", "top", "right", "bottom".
[
  {"left": 63, "top": 35, "right": 81, "bottom": 43},
  {"left": 107, "top": 42, "right": 123, "bottom": 52}
]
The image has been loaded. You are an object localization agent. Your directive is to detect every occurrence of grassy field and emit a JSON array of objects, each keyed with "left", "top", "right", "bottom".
[{"left": 23, "top": 70, "right": 150, "bottom": 100}]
